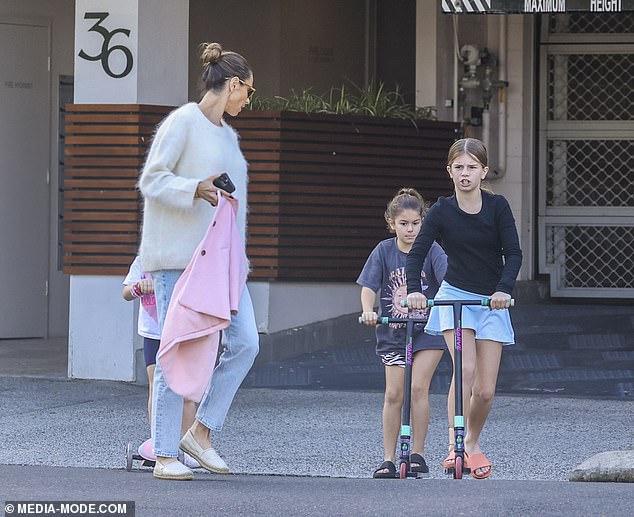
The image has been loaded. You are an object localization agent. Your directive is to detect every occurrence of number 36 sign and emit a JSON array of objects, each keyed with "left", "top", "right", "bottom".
[
  {"left": 74, "top": 0, "right": 138, "bottom": 102},
  {"left": 78, "top": 12, "right": 133, "bottom": 78}
]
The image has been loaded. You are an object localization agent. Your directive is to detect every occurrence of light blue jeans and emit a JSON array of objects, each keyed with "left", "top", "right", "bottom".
[{"left": 151, "top": 269, "right": 259, "bottom": 457}]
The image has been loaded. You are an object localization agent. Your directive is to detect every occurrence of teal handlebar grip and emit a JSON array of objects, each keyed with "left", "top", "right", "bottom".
[
  {"left": 480, "top": 299, "right": 515, "bottom": 307},
  {"left": 401, "top": 299, "right": 434, "bottom": 308},
  {"left": 358, "top": 316, "right": 390, "bottom": 324}
]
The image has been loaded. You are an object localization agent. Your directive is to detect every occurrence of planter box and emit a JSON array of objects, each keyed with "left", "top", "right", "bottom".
[
  {"left": 230, "top": 110, "right": 460, "bottom": 281},
  {"left": 62, "top": 104, "right": 171, "bottom": 275},
  {"left": 62, "top": 106, "right": 459, "bottom": 279}
]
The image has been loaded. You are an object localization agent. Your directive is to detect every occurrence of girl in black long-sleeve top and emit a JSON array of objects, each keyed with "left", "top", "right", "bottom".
[{"left": 405, "top": 138, "right": 522, "bottom": 479}]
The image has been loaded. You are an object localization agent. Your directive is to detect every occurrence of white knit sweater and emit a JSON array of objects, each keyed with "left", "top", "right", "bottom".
[{"left": 139, "top": 103, "right": 248, "bottom": 272}]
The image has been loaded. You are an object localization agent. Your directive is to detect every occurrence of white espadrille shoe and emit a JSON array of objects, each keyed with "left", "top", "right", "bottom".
[
  {"left": 178, "top": 429, "right": 229, "bottom": 474},
  {"left": 153, "top": 459, "right": 194, "bottom": 480}
]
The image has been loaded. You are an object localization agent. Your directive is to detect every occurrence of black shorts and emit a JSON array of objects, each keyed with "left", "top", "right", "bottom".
[{"left": 143, "top": 337, "right": 160, "bottom": 367}]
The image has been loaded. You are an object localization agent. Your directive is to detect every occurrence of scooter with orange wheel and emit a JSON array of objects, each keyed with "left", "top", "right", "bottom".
[
  {"left": 423, "top": 297, "right": 514, "bottom": 479},
  {"left": 359, "top": 313, "right": 429, "bottom": 479}
]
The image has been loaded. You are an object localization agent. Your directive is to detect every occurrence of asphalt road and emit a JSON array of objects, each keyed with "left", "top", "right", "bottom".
[{"left": 1, "top": 465, "right": 631, "bottom": 517}]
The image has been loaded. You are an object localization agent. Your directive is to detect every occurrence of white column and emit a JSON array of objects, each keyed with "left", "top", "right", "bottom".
[
  {"left": 69, "top": 0, "right": 188, "bottom": 381},
  {"left": 415, "top": 0, "right": 438, "bottom": 108}
]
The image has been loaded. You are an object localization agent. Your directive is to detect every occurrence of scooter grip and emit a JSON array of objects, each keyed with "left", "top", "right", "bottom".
[
  {"left": 400, "top": 299, "right": 434, "bottom": 308},
  {"left": 480, "top": 299, "right": 515, "bottom": 307},
  {"left": 403, "top": 298, "right": 515, "bottom": 307},
  {"left": 358, "top": 316, "right": 389, "bottom": 324}
]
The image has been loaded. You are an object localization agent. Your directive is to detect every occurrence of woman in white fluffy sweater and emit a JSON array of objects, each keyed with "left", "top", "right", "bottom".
[{"left": 139, "top": 42, "right": 259, "bottom": 481}]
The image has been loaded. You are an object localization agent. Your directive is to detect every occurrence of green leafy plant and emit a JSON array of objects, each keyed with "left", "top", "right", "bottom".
[{"left": 248, "top": 81, "right": 437, "bottom": 124}]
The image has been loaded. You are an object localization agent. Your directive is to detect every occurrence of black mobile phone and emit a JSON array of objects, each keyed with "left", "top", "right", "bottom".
[{"left": 213, "top": 172, "right": 236, "bottom": 193}]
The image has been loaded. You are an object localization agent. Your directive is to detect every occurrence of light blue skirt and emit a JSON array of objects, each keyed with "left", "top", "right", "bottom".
[{"left": 424, "top": 281, "right": 515, "bottom": 346}]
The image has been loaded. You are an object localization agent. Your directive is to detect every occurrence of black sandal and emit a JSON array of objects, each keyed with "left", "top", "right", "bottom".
[
  {"left": 373, "top": 460, "right": 397, "bottom": 478},
  {"left": 409, "top": 453, "right": 430, "bottom": 476}
]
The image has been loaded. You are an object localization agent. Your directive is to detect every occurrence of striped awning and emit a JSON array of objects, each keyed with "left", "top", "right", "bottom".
[{"left": 441, "top": 0, "right": 634, "bottom": 13}]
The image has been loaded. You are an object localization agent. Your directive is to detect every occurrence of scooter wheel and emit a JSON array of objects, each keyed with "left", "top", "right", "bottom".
[
  {"left": 125, "top": 443, "right": 133, "bottom": 472},
  {"left": 399, "top": 461, "right": 408, "bottom": 479},
  {"left": 454, "top": 455, "right": 463, "bottom": 480}
]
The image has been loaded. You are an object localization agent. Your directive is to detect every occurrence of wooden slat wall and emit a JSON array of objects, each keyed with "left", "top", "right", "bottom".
[
  {"left": 230, "top": 111, "right": 460, "bottom": 281},
  {"left": 62, "top": 104, "right": 172, "bottom": 274},
  {"left": 63, "top": 106, "right": 459, "bottom": 279}
]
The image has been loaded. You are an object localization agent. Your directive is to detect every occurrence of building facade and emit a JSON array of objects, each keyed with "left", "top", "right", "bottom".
[{"left": 1, "top": 0, "right": 632, "bottom": 381}]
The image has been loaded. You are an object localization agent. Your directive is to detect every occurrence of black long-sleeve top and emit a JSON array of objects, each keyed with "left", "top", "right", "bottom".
[{"left": 406, "top": 191, "right": 523, "bottom": 296}]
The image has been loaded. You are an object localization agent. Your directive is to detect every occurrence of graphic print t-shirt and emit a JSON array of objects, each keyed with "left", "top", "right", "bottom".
[
  {"left": 123, "top": 256, "right": 160, "bottom": 339},
  {"left": 357, "top": 238, "right": 446, "bottom": 355}
]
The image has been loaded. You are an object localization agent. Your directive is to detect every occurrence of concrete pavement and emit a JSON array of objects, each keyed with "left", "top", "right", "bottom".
[{"left": 0, "top": 376, "right": 632, "bottom": 480}]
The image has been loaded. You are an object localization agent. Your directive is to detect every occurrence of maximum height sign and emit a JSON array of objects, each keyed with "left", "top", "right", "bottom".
[{"left": 441, "top": 0, "right": 634, "bottom": 13}]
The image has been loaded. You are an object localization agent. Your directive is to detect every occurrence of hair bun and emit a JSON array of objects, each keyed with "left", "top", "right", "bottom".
[
  {"left": 396, "top": 187, "right": 423, "bottom": 201},
  {"left": 200, "top": 42, "right": 223, "bottom": 65}
]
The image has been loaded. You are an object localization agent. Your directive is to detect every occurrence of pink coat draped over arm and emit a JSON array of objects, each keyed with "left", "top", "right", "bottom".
[{"left": 157, "top": 194, "right": 248, "bottom": 402}]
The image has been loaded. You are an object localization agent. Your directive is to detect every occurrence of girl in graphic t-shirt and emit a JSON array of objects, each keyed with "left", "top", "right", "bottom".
[{"left": 357, "top": 188, "right": 447, "bottom": 478}]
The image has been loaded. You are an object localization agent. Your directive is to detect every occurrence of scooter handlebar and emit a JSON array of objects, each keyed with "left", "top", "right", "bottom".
[{"left": 401, "top": 298, "right": 515, "bottom": 308}]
